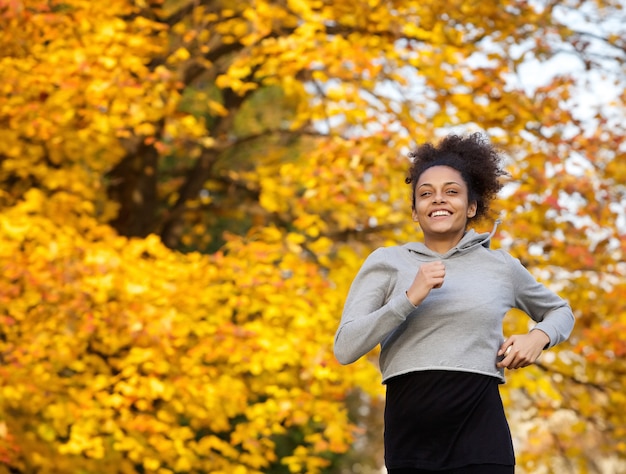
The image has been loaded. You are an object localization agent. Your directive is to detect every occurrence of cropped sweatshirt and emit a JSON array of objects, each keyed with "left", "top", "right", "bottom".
[{"left": 334, "top": 228, "right": 575, "bottom": 384}]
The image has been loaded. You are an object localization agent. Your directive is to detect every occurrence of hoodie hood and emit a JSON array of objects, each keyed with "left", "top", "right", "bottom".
[{"left": 404, "top": 220, "right": 501, "bottom": 259}]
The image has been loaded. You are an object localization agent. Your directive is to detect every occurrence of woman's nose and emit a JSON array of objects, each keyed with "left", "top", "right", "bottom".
[{"left": 433, "top": 192, "right": 446, "bottom": 203}]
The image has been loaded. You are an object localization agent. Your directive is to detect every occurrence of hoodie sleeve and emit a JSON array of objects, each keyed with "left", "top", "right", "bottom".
[
  {"left": 505, "top": 252, "right": 575, "bottom": 348},
  {"left": 334, "top": 248, "right": 418, "bottom": 365}
]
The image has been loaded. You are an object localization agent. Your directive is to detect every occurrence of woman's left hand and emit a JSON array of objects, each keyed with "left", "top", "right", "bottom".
[{"left": 496, "top": 330, "right": 550, "bottom": 370}]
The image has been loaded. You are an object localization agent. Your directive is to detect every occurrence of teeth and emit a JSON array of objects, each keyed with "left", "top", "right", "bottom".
[{"left": 431, "top": 210, "right": 451, "bottom": 217}]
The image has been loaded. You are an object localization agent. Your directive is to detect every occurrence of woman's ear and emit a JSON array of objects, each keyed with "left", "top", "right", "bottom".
[
  {"left": 412, "top": 208, "right": 419, "bottom": 222},
  {"left": 467, "top": 201, "right": 477, "bottom": 218}
]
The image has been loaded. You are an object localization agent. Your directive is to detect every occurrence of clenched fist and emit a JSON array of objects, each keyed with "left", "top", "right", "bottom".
[{"left": 406, "top": 260, "right": 445, "bottom": 306}]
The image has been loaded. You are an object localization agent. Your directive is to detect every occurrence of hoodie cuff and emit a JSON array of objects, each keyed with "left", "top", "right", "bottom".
[
  {"left": 386, "top": 292, "right": 419, "bottom": 321},
  {"left": 531, "top": 325, "right": 554, "bottom": 349}
]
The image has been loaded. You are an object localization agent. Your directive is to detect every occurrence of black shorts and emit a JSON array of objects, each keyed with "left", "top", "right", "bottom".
[
  {"left": 389, "top": 464, "right": 514, "bottom": 474},
  {"left": 388, "top": 464, "right": 514, "bottom": 474},
  {"left": 384, "top": 370, "right": 515, "bottom": 471}
]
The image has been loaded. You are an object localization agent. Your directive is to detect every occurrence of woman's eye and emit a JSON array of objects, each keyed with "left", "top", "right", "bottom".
[{"left": 446, "top": 189, "right": 458, "bottom": 194}]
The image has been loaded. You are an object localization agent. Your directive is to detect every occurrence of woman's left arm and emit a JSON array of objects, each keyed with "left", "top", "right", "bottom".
[{"left": 496, "top": 253, "right": 575, "bottom": 370}]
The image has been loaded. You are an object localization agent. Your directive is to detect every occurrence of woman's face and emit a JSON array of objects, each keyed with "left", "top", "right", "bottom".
[{"left": 412, "top": 165, "right": 477, "bottom": 243}]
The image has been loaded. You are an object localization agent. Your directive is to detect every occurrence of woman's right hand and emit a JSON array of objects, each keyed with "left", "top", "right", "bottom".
[{"left": 406, "top": 260, "right": 445, "bottom": 306}]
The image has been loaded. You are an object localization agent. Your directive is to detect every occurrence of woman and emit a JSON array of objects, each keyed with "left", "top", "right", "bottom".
[{"left": 334, "top": 133, "right": 575, "bottom": 473}]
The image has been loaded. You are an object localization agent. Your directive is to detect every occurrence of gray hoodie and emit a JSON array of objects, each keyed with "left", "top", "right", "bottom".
[{"left": 334, "top": 228, "right": 575, "bottom": 383}]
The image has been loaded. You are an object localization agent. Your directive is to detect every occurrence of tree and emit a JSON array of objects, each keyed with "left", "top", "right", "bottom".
[{"left": 1, "top": 0, "right": 625, "bottom": 472}]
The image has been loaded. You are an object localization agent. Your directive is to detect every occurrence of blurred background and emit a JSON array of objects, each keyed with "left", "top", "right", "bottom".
[{"left": 0, "top": 0, "right": 625, "bottom": 472}]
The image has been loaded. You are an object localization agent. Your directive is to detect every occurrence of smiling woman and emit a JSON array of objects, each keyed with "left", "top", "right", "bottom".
[
  {"left": 334, "top": 132, "right": 575, "bottom": 474},
  {"left": 411, "top": 166, "right": 477, "bottom": 254}
]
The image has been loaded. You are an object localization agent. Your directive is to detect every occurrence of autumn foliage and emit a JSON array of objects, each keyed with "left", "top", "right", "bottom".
[{"left": 1, "top": 0, "right": 625, "bottom": 472}]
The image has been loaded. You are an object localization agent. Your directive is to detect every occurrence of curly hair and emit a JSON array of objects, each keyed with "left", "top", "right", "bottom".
[{"left": 405, "top": 133, "right": 506, "bottom": 223}]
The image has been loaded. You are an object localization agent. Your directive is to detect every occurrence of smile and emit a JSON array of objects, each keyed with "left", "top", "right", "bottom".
[{"left": 430, "top": 210, "right": 452, "bottom": 217}]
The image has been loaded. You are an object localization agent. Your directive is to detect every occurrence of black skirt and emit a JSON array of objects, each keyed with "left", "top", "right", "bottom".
[{"left": 384, "top": 370, "right": 515, "bottom": 471}]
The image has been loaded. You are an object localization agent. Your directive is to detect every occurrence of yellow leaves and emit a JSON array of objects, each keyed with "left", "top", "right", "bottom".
[
  {"left": 216, "top": 73, "right": 258, "bottom": 95},
  {"left": 0, "top": 0, "right": 177, "bottom": 209},
  {"left": 134, "top": 122, "right": 156, "bottom": 136},
  {"left": 3, "top": 0, "right": 624, "bottom": 471},
  {"left": 208, "top": 99, "right": 228, "bottom": 117},
  {"left": 402, "top": 23, "right": 433, "bottom": 41},
  {"left": 283, "top": 445, "right": 331, "bottom": 474},
  {"left": 58, "top": 420, "right": 106, "bottom": 459},
  {"left": 0, "top": 190, "right": 359, "bottom": 471},
  {"left": 0, "top": 8, "right": 161, "bottom": 204},
  {"left": 142, "top": 458, "right": 161, "bottom": 471},
  {"left": 0, "top": 218, "right": 30, "bottom": 240},
  {"left": 167, "top": 46, "right": 190, "bottom": 63},
  {"left": 325, "top": 83, "right": 356, "bottom": 102}
]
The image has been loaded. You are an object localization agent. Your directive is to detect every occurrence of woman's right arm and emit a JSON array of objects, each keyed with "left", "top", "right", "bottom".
[{"left": 333, "top": 249, "right": 417, "bottom": 365}]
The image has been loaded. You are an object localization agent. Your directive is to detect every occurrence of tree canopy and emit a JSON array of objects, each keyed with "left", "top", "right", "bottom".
[{"left": 0, "top": 0, "right": 625, "bottom": 472}]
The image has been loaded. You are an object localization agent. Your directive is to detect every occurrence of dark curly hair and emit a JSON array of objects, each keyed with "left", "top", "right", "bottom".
[{"left": 405, "top": 133, "right": 506, "bottom": 223}]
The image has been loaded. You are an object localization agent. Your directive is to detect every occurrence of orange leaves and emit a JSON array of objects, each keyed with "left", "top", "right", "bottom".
[
  {"left": 0, "top": 0, "right": 174, "bottom": 209},
  {"left": 0, "top": 190, "right": 358, "bottom": 472},
  {"left": 1, "top": 0, "right": 625, "bottom": 471},
  {"left": 255, "top": 135, "right": 412, "bottom": 251}
]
